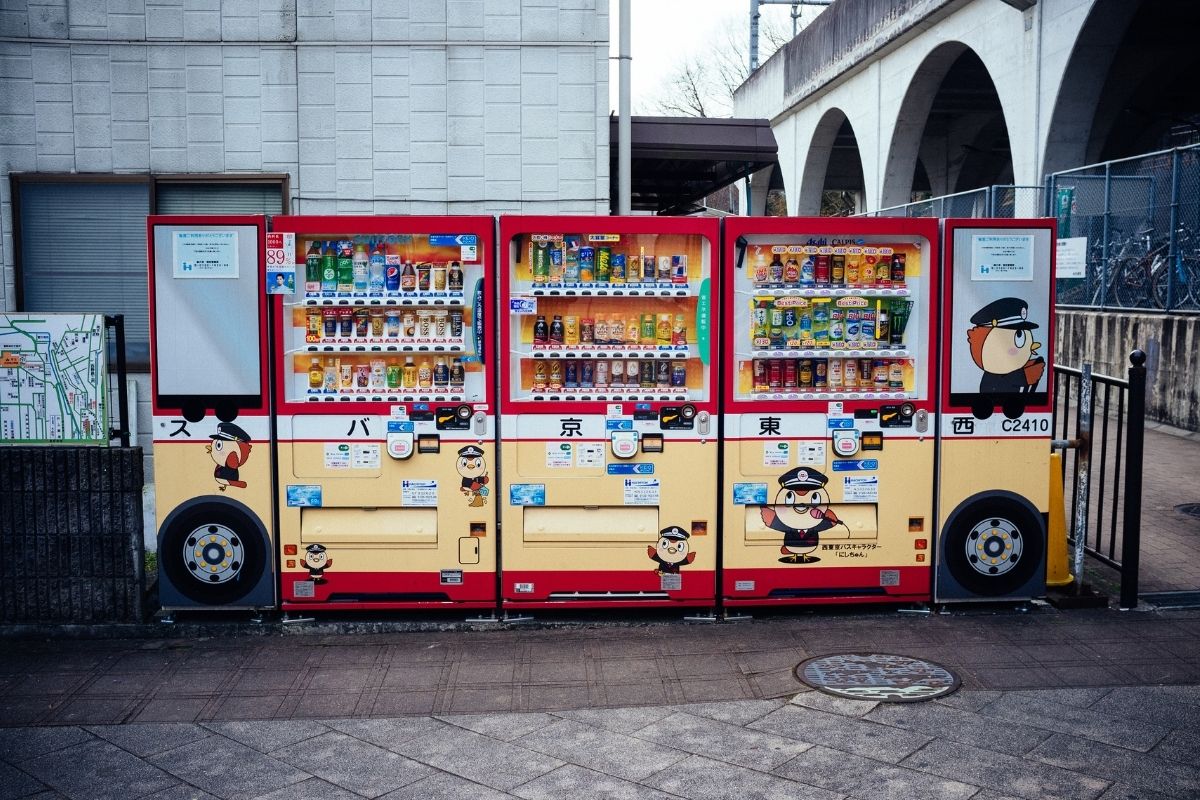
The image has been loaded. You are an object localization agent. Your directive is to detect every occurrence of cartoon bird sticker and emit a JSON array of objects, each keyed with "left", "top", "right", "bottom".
[
  {"left": 967, "top": 297, "right": 1045, "bottom": 395},
  {"left": 303, "top": 543, "right": 331, "bottom": 584},
  {"left": 206, "top": 422, "right": 252, "bottom": 491},
  {"left": 760, "top": 467, "right": 848, "bottom": 564},
  {"left": 456, "top": 445, "right": 489, "bottom": 508},
  {"left": 648, "top": 525, "right": 696, "bottom": 575}
]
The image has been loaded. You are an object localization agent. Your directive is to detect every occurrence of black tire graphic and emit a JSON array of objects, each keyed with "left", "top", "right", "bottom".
[
  {"left": 159, "top": 498, "right": 267, "bottom": 606},
  {"left": 943, "top": 491, "right": 1044, "bottom": 598}
]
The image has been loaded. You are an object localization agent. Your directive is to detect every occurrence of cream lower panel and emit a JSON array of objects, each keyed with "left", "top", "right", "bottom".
[
  {"left": 300, "top": 507, "right": 437, "bottom": 547},
  {"left": 744, "top": 504, "right": 877, "bottom": 543},
  {"left": 153, "top": 441, "right": 275, "bottom": 536},
  {"left": 937, "top": 437, "right": 1051, "bottom": 528},
  {"left": 523, "top": 506, "right": 659, "bottom": 543}
]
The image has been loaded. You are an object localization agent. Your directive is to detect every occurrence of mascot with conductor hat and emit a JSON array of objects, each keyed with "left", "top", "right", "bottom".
[
  {"left": 206, "top": 422, "right": 252, "bottom": 491},
  {"left": 761, "top": 467, "right": 848, "bottom": 564},
  {"left": 967, "top": 297, "right": 1045, "bottom": 395}
]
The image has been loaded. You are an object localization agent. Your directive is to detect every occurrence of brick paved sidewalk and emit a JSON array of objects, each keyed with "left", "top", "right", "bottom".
[
  {"left": 2, "top": 685, "right": 1198, "bottom": 800},
  {"left": 4, "top": 607, "right": 1199, "bottom": 728}
]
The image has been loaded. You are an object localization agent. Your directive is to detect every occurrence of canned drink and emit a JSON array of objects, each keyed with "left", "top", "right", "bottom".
[
  {"left": 642, "top": 255, "right": 656, "bottom": 282},
  {"left": 433, "top": 310, "right": 447, "bottom": 338},
  {"left": 846, "top": 256, "right": 861, "bottom": 285},
  {"left": 768, "top": 359, "right": 783, "bottom": 390},
  {"left": 402, "top": 311, "right": 417, "bottom": 339},
  {"left": 370, "top": 309, "right": 386, "bottom": 338},
  {"left": 814, "top": 359, "right": 828, "bottom": 389},
  {"left": 656, "top": 360, "right": 671, "bottom": 388},
  {"left": 533, "top": 359, "right": 548, "bottom": 390},
  {"left": 672, "top": 314, "right": 687, "bottom": 346},
  {"left": 829, "top": 358, "right": 843, "bottom": 389},
  {"left": 829, "top": 309, "right": 844, "bottom": 343},
  {"left": 337, "top": 307, "right": 354, "bottom": 338},
  {"left": 626, "top": 358, "right": 640, "bottom": 385},
  {"left": 550, "top": 315, "right": 564, "bottom": 344},
  {"left": 671, "top": 362, "right": 687, "bottom": 388},
  {"left": 386, "top": 362, "right": 402, "bottom": 388},
  {"left": 385, "top": 311, "right": 401, "bottom": 338},
  {"left": 843, "top": 358, "right": 858, "bottom": 390},
  {"left": 873, "top": 359, "right": 888, "bottom": 390},
  {"left": 782, "top": 308, "right": 796, "bottom": 328},
  {"left": 799, "top": 359, "right": 813, "bottom": 388},
  {"left": 386, "top": 254, "right": 402, "bottom": 292},
  {"left": 784, "top": 258, "right": 800, "bottom": 284},
  {"left": 640, "top": 359, "right": 655, "bottom": 388},
  {"left": 611, "top": 253, "right": 627, "bottom": 283},
  {"left": 753, "top": 359, "right": 768, "bottom": 392},
  {"left": 831, "top": 254, "right": 846, "bottom": 286},
  {"left": 610, "top": 358, "right": 626, "bottom": 386},
  {"left": 564, "top": 360, "right": 578, "bottom": 389},
  {"left": 889, "top": 360, "right": 905, "bottom": 390},
  {"left": 815, "top": 255, "right": 830, "bottom": 284},
  {"left": 579, "top": 247, "right": 595, "bottom": 282},
  {"left": 800, "top": 255, "right": 816, "bottom": 285},
  {"left": 431, "top": 264, "right": 447, "bottom": 291},
  {"left": 356, "top": 363, "right": 371, "bottom": 389},
  {"left": 580, "top": 361, "right": 594, "bottom": 388},
  {"left": 784, "top": 359, "right": 797, "bottom": 389},
  {"left": 640, "top": 314, "right": 656, "bottom": 346},
  {"left": 372, "top": 358, "right": 388, "bottom": 389},
  {"left": 532, "top": 242, "right": 549, "bottom": 283},
  {"left": 549, "top": 359, "right": 563, "bottom": 390},
  {"left": 449, "top": 357, "right": 465, "bottom": 388},
  {"left": 860, "top": 258, "right": 876, "bottom": 286},
  {"left": 418, "top": 311, "right": 433, "bottom": 338},
  {"left": 625, "top": 317, "right": 641, "bottom": 345},
  {"left": 307, "top": 308, "right": 323, "bottom": 342},
  {"left": 564, "top": 315, "right": 579, "bottom": 346},
  {"left": 417, "top": 263, "right": 431, "bottom": 291},
  {"left": 876, "top": 255, "right": 892, "bottom": 287},
  {"left": 845, "top": 309, "right": 861, "bottom": 343},
  {"left": 861, "top": 309, "right": 876, "bottom": 341},
  {"left": 671, "top": 255, "right": 688, "bottom": 284},
  {"left": 891, "top": 252, "right": 907, "bottom": 286},
  {"left": 595, "top": 360, "right": 609, "bottom": 387},
  {"left": 597, "top": 247, "right": 611, "bottom": 282},
  {"left": 580, "top": 317, "right": 594, "bottom": 345},
  {"left": 449, "top": 309, "right": 463, "bottom": 338},
  {"left": 548, "top": 247, "right": 564, "bottom": 283},
  {"left": 770, "top": 308, "right": 784, "bottom": 327},
  {"left": 594, "top": 317, "right": 608, "bottom": 345}
]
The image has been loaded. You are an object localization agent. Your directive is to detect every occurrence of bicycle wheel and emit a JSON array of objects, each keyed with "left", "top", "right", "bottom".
[
  {"left": 1110, "top": 257, "right": 1154, "bottom": 308},
  {"left": 1152, "top": 257, "right": 1200, "bottom": 310}
]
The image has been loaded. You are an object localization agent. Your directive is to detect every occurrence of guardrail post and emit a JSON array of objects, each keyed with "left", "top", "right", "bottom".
[
  {"left": 1119, "top": 350, "right": 1146, "bottom": 609},
  {"left": 1072, "top": 364, "right": 1093, "bottom": 596}
]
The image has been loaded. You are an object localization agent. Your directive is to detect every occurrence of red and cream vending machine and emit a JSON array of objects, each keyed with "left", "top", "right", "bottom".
[
  {"left": 269, "top": 216, "right": 496, "bottom": 611},
  {"left": 148, "top": 216, "right": 277, "bottom": 612},
  {"left": 498, "top": 216, "right": 720, "bottom": 610},
  {"left": 721, "top": 217, "right": 940, "bottom": 607},
  {"left": 935, "top": 219, "right": 1055, "bottom": 603}
]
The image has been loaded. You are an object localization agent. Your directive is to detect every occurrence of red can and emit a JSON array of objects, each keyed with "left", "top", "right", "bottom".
[
  {"left": 753, "top": 358, "right": 767, "bottom": 392},
  {"left": 783, "top": 359, "right": 798, "bottom": 389},
  {"left": 815, "top": 255, "right": 830, "bottom": 284},
  {"left": 768, "top": 358, "right": 783, "bottom": 390}
]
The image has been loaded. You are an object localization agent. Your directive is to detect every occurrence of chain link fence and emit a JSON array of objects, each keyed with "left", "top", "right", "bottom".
[
  {"left": 1050, "top": 144, "right": 1200, "bottom": 312},
  {"left": 857, "top": 185, "right": 1044, "bottom": 220}
]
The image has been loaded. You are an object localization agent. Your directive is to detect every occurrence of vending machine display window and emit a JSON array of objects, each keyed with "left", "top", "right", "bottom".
[
  {"left": 504, "top": 231, "right": 712, "bottom": 406},
  {"left": 730, "top": 240, "right": 929, "bottom": 404},
  {"left": 278, "top": 233, "right": 487, "bottom": 407}
]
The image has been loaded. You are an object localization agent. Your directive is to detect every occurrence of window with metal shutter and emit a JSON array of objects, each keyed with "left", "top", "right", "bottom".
[
  {"left": 18, "top": 181, "right": 152, "bottom": 359},
  {"left": 155, "top": 183, "right": 284, "bottom": 215}
]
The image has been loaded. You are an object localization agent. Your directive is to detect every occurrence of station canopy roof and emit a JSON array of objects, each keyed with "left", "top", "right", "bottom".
[{"left": 608, "top": 115, "right": 779, "bottom": 215}]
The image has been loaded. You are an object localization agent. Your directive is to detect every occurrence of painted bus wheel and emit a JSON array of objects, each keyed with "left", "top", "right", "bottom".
[
  {"left": 943, "top": 492, "right": 1044, "bottom": 597},
  {"left": 159, "top": 499, "right": 267, "bottom": 605}
]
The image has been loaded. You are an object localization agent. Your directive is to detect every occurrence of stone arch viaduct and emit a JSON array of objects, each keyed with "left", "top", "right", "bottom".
[{"left": 733, "top": 0, "right": 1197, "bottom": 215}]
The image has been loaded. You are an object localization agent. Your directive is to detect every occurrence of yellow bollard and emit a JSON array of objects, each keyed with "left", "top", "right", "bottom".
[{"left": 1046, "top": 452, "right": 1074, "bottom": 587}]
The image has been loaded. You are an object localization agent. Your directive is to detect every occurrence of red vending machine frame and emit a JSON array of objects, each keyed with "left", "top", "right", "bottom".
[
  {"left": 148, "top": 215, "right": 278, "bottom": 611},
  {"left": 721, "top": 217, "right": 940, "bottom": 606},
  {"left": 498, "top": 215, "right": 720, "bottom": 610},
  {"left": 269, "top": 215, "right": 497, "bottom": 611}
]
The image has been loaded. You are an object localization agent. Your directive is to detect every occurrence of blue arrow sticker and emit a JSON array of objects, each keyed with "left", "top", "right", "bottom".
[
  {"left": 831, "top": 459, "right": 879, "bottom": 471},
  {"left": 605, "top": 419, "right": 633, "bottom": 430},
  {"left": 827, "top": 418, "right": 855, "bottom": 429},
  {"left": 430, "top": 234, "right": 477, "bottom": 246},
  {"left": 606, "top": 463, "right": 654, "bottom": 475},
  {"left": 387, "top": 420, "right": 415, "bottom": 433}
]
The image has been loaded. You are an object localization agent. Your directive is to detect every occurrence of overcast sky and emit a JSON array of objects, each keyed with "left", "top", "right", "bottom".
[{"left": 607, "top": 1, "right": 825, "bottom": 114}]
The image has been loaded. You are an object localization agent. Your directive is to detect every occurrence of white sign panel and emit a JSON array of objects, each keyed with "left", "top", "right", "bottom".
[
  {"left": 623, "top": 478, "right": 660, "bottom": 505},
  {"left": 1055, "top": 237, "right": 1087, "bottom": 279},
  {"left": 971, "top": 234, "right": 1033, "bottom": 282},
  {"left": 401, "top": 479, "right": 439, "bottom": 506},
  {"left": 173, "top": 230, "right": 239, "bottom": 278}
]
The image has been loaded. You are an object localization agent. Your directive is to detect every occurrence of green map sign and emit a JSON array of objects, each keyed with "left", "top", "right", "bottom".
[{"left": 0, "top": 313, "right": 108, "bottom": 444}]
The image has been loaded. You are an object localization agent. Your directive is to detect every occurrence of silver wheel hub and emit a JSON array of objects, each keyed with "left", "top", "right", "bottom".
[
  {"left": 965, "top": 517, "right": 1022, "bottom": 576},
  {"left": 184, "top": 523, "right": 244, "bottom": 584}
]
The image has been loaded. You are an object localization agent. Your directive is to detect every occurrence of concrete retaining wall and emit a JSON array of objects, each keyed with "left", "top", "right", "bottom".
[{"left": 1055, "top": 309, "right": 1200, "bottom": 431}]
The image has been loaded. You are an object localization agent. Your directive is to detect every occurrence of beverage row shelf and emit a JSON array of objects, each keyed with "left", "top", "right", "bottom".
[
  {"left": 518, "top": 285, "right": 693, "bottom": 297},
  {"left": 298, "top": 294, "right": 465, "bottom": 307},
  {"left": 747, "top": 390, "right": 918, "bottom": 401},
  {"left": 293, "top": 341, "right": 466, "bottom": 354},
  {"left": 302, "top": 392, "right": 466, "bottom": 403},
  {"left": 524, "top": 347, "right": 694, "bottom": 360},
  {"left": 750, "top": 286, "right": 910, "bottom": 297},
  {"left": 747, "top": 347, "right": 910, "bottom": 359},
  {"left": 517, "top": 391, "right": 693, "bottom": 403}
]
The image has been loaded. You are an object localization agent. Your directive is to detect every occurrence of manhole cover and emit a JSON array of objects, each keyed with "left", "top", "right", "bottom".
[
  {"left": 1175, "top": 503, "right": 1200, "bottom": 519},
  {"left": 796, "top": 653, "right": 960, "bottom": 703}
]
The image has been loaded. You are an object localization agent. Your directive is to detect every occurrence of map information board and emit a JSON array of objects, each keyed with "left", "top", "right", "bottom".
[{"left": 0, "top": 313, "right": 108, "bottom": 444}]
